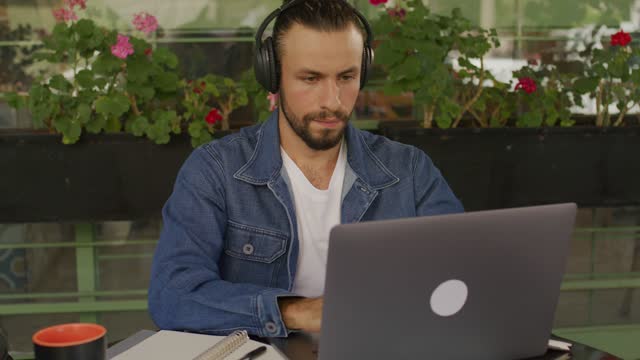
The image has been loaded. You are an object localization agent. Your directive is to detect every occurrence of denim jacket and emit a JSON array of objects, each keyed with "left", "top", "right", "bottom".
[{"left": 148, "top": 111, "right": 464, "bottom": 338}]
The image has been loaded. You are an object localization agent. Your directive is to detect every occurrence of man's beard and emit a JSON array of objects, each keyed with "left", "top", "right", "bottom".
[{"left": 279, "top": 88, "right": 350, "bottom": 151}]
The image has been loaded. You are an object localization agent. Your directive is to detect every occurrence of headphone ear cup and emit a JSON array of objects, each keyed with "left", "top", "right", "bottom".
[
  {"left": 264, "top": 37, "right": 280, "bottom": 93},
  {"left": 254, "top": 39, "right": 271, "bottom": 92},
  {"left": 360, "top": 46, "right": 373, "bottom": 89}
]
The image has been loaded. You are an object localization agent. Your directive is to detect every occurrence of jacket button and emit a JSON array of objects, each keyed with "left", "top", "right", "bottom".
[
  {"left": 265, "top": 322, "right": 278, "bottom": 334},
  {"left": 242, "top": 244, "right": 254, "bottom": 255}
]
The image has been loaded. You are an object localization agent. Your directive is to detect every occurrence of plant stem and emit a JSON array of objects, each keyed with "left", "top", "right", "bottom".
[
  {"left": 614, "top": 100, "right": 632, "bottom": 127},
  {"left": 596, "top": 81, "right": 603, "bottom": 127},
  {"left": 423, "top": 104, "right": 434, "bottom": 128},
  {"left": 127, "top": 93, "right": 141, "bottom": 116},
  {"left": 452, "top": 58, "right": 485, "bottom": 128},
  {"left": 604, "top": 79, "right": 613, "bottom": 127}
]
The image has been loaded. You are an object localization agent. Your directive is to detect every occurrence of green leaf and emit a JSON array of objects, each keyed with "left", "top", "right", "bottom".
[
  {"left": 95, "top": 93, "right": 130, "bottom": 118},
  {"left": 76, "top": 69, "right": 94, "bottom": 88},
  {"left": 396, "top": 55, "right": 421, "bottom": 80},
  {"left": 560, "top": 119, "right": 576, "bottom": 127},
  {"left": 516, "top": 111, "right": 543, "bottom": 127},
  {"left": 223, "top": 78, "right": 235, "bottom": 88},
  {"left": 74, "top": 19, "right": 95, "bottom": 37},
  {"left": 86, "top": 115, "right": 106, "bottom": 133},
  {"left": 188, "top": 121, "right": 203, "bottom": 137},
  {"left": 573, "top": 77, "right": 600, "bottom": 94},
  {"left": 127, "top": 83, "right": 155, "bottom": 102},
  {"left": 609, "top": 55, "right": 627, "bottom": 78},
  {"left": 93, "top": 53, "right": 122, "bottom": 75},
  {"left": 191, "top": 130, "right": 212, "bottom": 148},
  {"left": 50, "top": 23, "right": 72, "bottom": 50},
  {"left": 49, "top": 75, "right": 72, "bottom": 92},
  {"left": 375, "top": 41, "right": 404, "bottom": 67},
  {"left": 126, "top": 55, "right": 152, "bottom": 83},
  {"left": 77, "top": 103, "right": 92, "bottom": 124},
  {"left": 61, "top": 119, "right": 82, "bottom": 144},
  {"left": 105, "top": 116, "right": 122, "bottom": 133},
  {"left": 153, "top": 71, "right": 179, "bottom": 92},
  {"left": 152, "top": 47, "right": 178, "bottom": 69},
  {"left": 6, "top": 92, "right": 27, "bottom": 109},
  {"left": 28, "top": 84, "right": 53, "bottom": 126}
]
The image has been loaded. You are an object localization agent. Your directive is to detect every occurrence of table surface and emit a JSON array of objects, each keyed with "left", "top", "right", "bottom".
[{"left": 107, "top": 329, "right": 621, "bottom": 360}]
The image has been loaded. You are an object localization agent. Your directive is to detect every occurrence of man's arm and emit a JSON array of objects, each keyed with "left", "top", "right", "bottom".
[
  {"left": 148, "top": 146, "right": 294, "bottom": 338},
  {"left": 412, "top": 148, "right": 464, "bottom": 215}
]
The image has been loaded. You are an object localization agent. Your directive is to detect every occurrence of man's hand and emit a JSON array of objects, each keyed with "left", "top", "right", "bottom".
[{"left": 278, "top": 297, "right": 323, "bottom": 333}]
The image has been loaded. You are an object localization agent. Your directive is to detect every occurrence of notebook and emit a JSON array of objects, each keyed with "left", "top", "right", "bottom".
[{"left": 111, "top": 330, "right": 287, "bottom": 360}]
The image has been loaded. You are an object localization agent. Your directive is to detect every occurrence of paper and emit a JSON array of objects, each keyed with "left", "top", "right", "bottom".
[
  {"left": 548, "top": 339, "right": 572, "bottom": 352},
  {"left": 111, "top": 330, "right": 286, "bottom": 360}
]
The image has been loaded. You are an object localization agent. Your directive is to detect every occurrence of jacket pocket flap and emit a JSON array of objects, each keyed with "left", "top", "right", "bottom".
[{"left": 224, "top": 221, "right": 287, "bottom": 263}]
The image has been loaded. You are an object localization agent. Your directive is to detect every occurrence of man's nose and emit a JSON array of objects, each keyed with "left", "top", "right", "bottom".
[{"left": 318, "top": 79, "right": 341, "bottom": 111}]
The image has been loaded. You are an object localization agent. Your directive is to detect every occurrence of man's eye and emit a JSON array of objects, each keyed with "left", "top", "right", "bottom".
[
  {"left": 304, "top": 77, "right": 317, "bottom": 82},
  {"left": 341, "top": 75, "right": 355, "bottom": 81}
]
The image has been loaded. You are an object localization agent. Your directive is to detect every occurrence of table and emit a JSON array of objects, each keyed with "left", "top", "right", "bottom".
[{"left": 107, "top": 330, "right": 622, "bottom": 360}]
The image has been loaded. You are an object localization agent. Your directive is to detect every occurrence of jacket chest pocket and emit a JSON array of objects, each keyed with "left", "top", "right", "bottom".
[{"left": 220, "top": 220, "right": 288, "bottom": 286}]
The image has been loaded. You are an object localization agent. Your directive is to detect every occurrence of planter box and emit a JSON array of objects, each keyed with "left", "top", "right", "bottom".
[
  {"left": 0, "top": 132, "right": 225, "bottom": 223},
  {"left": 382, "top": 126, "right": 640, "bottom": 211},
  {"left": 3, "top": 126, "right": 640, "bottom": 223}
]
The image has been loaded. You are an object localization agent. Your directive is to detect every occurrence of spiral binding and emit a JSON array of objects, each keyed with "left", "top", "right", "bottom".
[{"left": 193, "top": 330, "right": 249, "bottom": 360}]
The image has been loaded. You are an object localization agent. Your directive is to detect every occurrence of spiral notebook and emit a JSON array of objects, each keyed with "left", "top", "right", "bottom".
[{"left": 111, "top": 330, "right": 287, "bottom": 360}]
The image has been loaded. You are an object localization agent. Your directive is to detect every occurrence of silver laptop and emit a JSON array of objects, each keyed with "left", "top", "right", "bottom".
[{"left": 319, "top": 203, "right": 577, "bottom": 360}]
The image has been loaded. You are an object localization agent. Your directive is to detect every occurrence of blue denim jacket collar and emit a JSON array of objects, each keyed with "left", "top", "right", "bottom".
[{"left": 233, "top": 110, "right": 400, "bottom": 190}]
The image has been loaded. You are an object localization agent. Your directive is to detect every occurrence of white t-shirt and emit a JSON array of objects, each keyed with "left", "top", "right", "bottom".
[{"left": 281, "top": 141, "right": 347, "bottom": 298}]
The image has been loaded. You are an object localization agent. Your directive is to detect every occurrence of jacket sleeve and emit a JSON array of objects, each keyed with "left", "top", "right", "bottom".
[
  {"left": 148, "top": 146, "right": 294, "bottom": 338},
  {"left": 412, "top": 147, "right": 465, "bottom": 216}
]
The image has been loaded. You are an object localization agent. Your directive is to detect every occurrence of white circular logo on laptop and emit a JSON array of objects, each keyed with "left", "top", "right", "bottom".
[{"left": 430, "top": 279, "right": 468, "bottom": 317}]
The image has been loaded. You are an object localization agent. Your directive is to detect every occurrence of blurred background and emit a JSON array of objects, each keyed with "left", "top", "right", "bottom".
[{"left": 0, "top": 0, "right": 639, "bottom": 359}]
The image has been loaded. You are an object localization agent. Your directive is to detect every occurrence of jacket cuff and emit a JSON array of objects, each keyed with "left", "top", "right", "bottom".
[{"left": 256, "top": 288, "right": 296, "bottom": 338}]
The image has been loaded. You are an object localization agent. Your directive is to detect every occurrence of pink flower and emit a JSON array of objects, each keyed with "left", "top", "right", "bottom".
[
  {"left": 52, "top": 8, "right": 77, "bottom": 22},
  {"left": 515, "top": 77, "right": 537, "bottom": 94},
  {"left": 205, "top": 108, "right": 223, "bottom": 125},
  {"left": 65, "top": 0, "right": 87, "bottom": 10},
  {"left": 110, "top": 34, "right": 134, "bottom": 60},
  {"left": 267, "top": 92, "right": 279, "bottom": 111},
  {"left": 369, "top": 0, "right": 388, "bottom": 5},
  {"left": 132, "top": 12, "right": 159, "bottom": 36},
  {"left": 610, "top": 30, "right": 631, "bottom": 47}
]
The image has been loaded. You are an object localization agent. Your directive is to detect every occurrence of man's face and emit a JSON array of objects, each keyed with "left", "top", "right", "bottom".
[{"left": 278, "top": 23, "right": 363, "bottom": 151}]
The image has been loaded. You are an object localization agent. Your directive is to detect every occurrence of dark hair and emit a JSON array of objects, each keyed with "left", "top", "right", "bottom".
[{"left": 273, "top": 0, "right": 367, "bottom": 59}]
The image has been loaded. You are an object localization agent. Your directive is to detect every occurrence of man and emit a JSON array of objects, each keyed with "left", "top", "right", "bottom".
[{"left": 149, "top": 0, "right": 463, "bottom": 338}]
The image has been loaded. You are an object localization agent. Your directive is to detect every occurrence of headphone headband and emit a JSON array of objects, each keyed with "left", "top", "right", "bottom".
[
  {"left": 254, "top": 0, "right": 373, "bottom": 48},
  {"left": 253, "top": 0, "right": 374, "bottom": 93}
]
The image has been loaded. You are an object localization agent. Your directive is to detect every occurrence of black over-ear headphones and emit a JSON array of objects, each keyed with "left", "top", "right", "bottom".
[{"left": 253, "top": 0, "right": 374, "bottom": 93}]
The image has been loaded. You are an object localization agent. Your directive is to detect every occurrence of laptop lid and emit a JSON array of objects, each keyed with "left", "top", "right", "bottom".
[{"left": 319, "top": 203, "right": 577, "bottom": 360}]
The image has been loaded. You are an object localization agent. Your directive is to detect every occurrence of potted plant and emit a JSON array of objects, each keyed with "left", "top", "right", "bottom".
[
  {"left": 0, "top": 0, "right": 261, "bottom": 222},
  {"left": 367, "top": 0, "right": 640, "bottom": 211}
]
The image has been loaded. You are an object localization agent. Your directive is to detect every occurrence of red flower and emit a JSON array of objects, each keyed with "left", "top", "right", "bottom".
[
  {"left": 387, "top": 7, "right": 406, "bottom": 20},
  {"left": 369, "top": 0, "right": 388, "bottom": 5},
  {"left": 515, "top": 77, "right": 537, "bottom": 94},
  {"left": 144, "top": 48, "right": 153, "bottom": 56},
  {"left": 610, "top": 30, "right": 631, "bottom": 47},
  {"left": 205, "top": 108, "right": 223, "bottom": 125}
]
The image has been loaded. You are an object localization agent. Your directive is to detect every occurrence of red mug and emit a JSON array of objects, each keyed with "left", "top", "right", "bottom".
[{"left": 33, "top": 323, "right": 106, "bottom": 360}]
